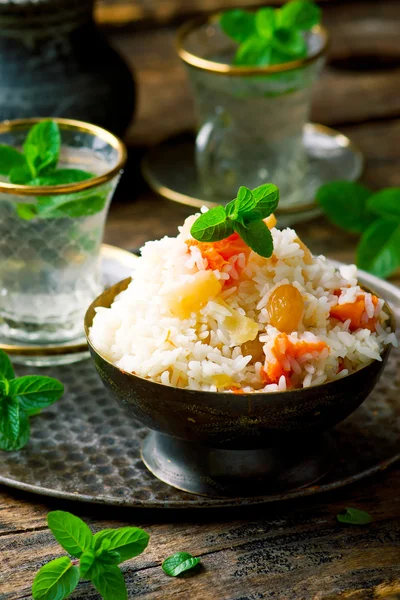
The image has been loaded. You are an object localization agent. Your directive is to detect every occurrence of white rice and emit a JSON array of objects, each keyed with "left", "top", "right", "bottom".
[{"left": 90, "top": 213, "right": 397, "bottom": 393}]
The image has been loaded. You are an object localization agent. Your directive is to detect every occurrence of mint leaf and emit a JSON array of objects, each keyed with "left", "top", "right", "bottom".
[
  {"left": 32, "top": 556, "right": 79, "bottom": 600},
  {"left": 226, "top": 186, "right": 256, "bottom": 220},
  {"left": 367, "top": 188, "right": 400, "bottom": 220},
  {"left": 93, "top": 527, "right": 150, "bottom": 563},
  {"left": 273, "top": 27, "right": 307, "bottom": 58},
  {"left": 8, "top": 376, "right": 64, "bottom": 415},
  {"left": 250, "top": 184, "right": 279, "bottom": 220},
  {"left": 23, "top": 120, "right": 60, "bottom": 177},
  {"left": 162, "top": 552, "right": 201, "bottom": 577},
  {"left": 36, "top": 190, "right": 107, "bottom": 219},
  {"left": 337, "top": 507, "right": 373, "bottom": 525},
  {"left": 79, "top": 549, "right": 96, "bottom": 578},
  {"left": 234, "top": 37, "right": 272, "bottom": 66},
  {"left": 97, "top": 549, "right": 121, "bottom": 566},
  {"left": 255, "top": 7, "right": 276, "bottom": 40},
  {"left": 356, "top": 219, "right": 400, "bottom": 279},
  {"left": 190, "top": 206, "right": 232, "bottom": 242},
  {"left": 9, "top": 164, "right": 32, "bottom": 184},
  {"left": 0, "top": 395, "right": 20, "bottom": 442},
  {"left": 234, "top": 220, "right": 273, "bottom": 258},
  {"left": 220, "top": 9, "right": 256, "bottom": 43},
  {"left": 47, "top": 511, "right": 93, "bottom": 558},
  {"left": 278, "top": 0, "right": 321, "bottom": 30},
  {"left": 0, "top": 409, "right": 29, "bottom": 451},
  {"left": 0, "top": 145, "right": 26, "bottom": 176},
  {"left": 0, "top": 349, "right": 14, "bottom": 380},
  {"left": 91, "top": 564, "right": 127, "bottom": 600},
  {"left": 316, "top": 181, "right": 374, "bottom": 234},
  {"left": 34, "top": 169, "right": 94, "bottom": 186}
]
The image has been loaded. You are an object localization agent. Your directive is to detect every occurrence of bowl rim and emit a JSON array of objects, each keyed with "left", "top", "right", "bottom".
[
  {"left": 0, "top": 117, "right": 127, "bottom": 197},
  {"left": 85, "top": 276, "right": 396, "bottom": 398}
]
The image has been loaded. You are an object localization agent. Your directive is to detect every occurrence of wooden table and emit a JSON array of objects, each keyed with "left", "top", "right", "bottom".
[{"left": 1, "top": 1, "right": 400, "bottom": 598}]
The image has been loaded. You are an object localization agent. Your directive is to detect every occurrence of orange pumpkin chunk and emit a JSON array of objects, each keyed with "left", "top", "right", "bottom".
[
  {"left": 330, "top": 295, "right": 378, "bottom": 332},
  {"left": 263, "top": 333, "right": 328, "bottom": 384}
]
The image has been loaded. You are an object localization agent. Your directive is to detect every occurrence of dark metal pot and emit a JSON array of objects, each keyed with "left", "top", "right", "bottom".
[
  {"left": 0, "top": 0, "right": 135, "bottom": 136},
  {"left": 85, "top": 278, "right": 394, "bottom": 497}
]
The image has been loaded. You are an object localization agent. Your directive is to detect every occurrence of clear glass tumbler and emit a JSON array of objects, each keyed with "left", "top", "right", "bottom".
[
  {"left": 0, "top": 118, "right": 126, "bottom": 345},
  {"left": 177, "top": 16, "right": 328, "bottom": 207}
]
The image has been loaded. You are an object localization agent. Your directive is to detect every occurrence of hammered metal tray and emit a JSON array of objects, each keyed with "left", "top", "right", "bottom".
[{"left": 0, "top": 271, "right": 399, "bottom": 509}]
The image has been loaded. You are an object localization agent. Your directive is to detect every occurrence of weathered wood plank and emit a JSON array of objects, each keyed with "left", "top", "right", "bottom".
[{"left": 0, "top": 466, "right": 399, "bottom": 599}]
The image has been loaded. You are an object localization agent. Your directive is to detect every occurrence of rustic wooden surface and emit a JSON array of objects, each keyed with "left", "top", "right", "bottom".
[{"left": 1, "top": 1, "right": 400, "bottom": 599}]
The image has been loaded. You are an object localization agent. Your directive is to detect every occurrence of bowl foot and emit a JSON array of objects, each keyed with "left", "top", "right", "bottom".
[{"left": 141, "top": 432, "right": 336, "bottom": 498}]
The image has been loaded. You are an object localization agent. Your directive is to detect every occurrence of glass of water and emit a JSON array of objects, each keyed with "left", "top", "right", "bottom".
[
  {"left": 177, "top": 16, "right": 328, "bottom": 208},
  {"left": 0, "top": 118, "right": 126, "bottom": 345}
]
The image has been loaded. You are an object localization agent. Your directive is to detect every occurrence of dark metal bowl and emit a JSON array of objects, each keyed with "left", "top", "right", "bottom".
[{"left": 85, "top": 278, "right": 395, "bottom": 497}]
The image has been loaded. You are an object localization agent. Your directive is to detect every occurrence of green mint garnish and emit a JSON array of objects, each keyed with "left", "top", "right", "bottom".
[
  {"left": 316, "top": 181, "right": 400, "bottom": 279},
  {"left": 337, "top": 507, "right": 373, "bottom": 526},
  {"left": 220, "top": 0, "right": 321, "bottom": 67},
  {"left": 190, "top": 183, "right": 279, "bottom": 258},
  {"left": 162, "top": 551, "right": 201, "bottom": 577},
  {"left": 23, "top": 119, "right": 61, "bottom": 178},
  {"left": 32, "top": 511, "right": 150, "bottom": 600},
  {"left": 0, "top": 120, "right": 107, "bottom": 221},
  {"left": 0, "top": 349, "right": 64, "bottom": 451},
  {"left": 32, "top": 556, "right": 80, "bottom": 600}
]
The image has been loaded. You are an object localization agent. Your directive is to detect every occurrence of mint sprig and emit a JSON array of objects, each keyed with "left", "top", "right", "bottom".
[
  {"left": 316, "top": 181, "right": 400, "bottom": 278},
  {"left": 0, "top": 120, "right": 106, "bottom": 221},
  {"left": 0, "top": 349, "right": 64, "bottom": 451},
  {"left": 337, "top": 507, "right": 373, "bottom": 526},
  {"left": 190, "top": 183, "right": 278, "bottom": 258},
  {"left": 162, "top": 552, "right": 201, "bottom": 577},
  {"left": 220, "top": 1, "right": 321, "bottom": 67},
  {"left": 32, "top": 511, "right": 150, "bottom": 600}
]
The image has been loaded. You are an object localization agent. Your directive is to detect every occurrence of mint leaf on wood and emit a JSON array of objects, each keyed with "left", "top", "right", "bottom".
[
  {"left": 93, "top": 527, "right": 150, "bottom": 563},
  {"left": 32, "top": 556, "right": 79, "bottom": 600},
  {"left": 0, "top": 145, "right": 26, "bottom": 176},
  {"left": 220, "top": 9, "right": 256, "bottom": 43},
  {"left": 0, "top": 349, "right": 15, "bottom": 380},
  {"left": 316, "top": 181, "right": 374, "bottom": 234},
  {"left": 162, "top": 552, "right": 201, "bottom": 577},
  {"left": 8, "top": 375, "right": 64, "bottom": 415},
  {"left": 47, "top": 511, "right": 93, "bottom": 558},
  {"left": 23, "top": 120, "right": 60, "bottom": 178},
  {"left": 79, "top": 549, "right": 96, "bottom": 578},
  {"left": 356, "top": 219, "right": 400, "bottom": 279},
  {"left": 337, "top": 507, "right": 373, "bottom": 525},
  {"left": 234, "top": 220, "right": 274, "bottom": 258},
  {"left": 91, "top": 564, "right": 127, "bottom": 600}
]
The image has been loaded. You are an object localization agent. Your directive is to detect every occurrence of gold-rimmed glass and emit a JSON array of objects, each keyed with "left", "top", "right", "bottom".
[
  {"left": 0, "top": 118, "right": 127, "bottom": 345},
  {"left": 177, "top": 16, "right": 328, "bottom": 205}
]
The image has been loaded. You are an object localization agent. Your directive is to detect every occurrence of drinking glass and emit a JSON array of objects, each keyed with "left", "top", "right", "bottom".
[
  {"left": 0, "top": 118, "right": 126, "bottom": 344},
  {"left": 177, "top": 16, "right": 328, "bottom": 207}
]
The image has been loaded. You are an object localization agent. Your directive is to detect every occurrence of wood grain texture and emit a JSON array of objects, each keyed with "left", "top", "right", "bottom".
[{"left": 1, "top": 466, "right": 400, "bottom": 600}]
